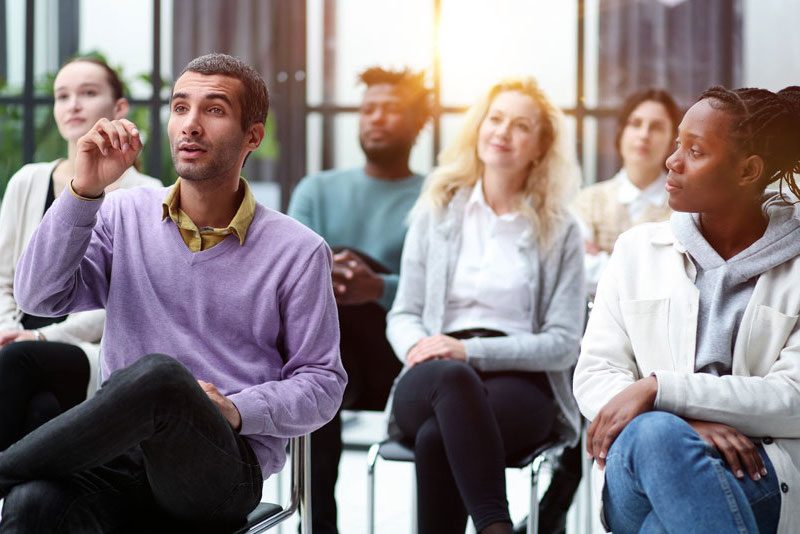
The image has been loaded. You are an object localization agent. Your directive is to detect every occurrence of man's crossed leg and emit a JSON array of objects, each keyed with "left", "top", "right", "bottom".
[{"left": 0, "top": 354, "right": 262, "bottom": 533}]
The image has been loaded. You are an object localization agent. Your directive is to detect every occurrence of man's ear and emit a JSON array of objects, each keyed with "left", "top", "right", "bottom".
[
  {"left": 113, "top": 98, "right": 130, "bottom": 120},
  {"left": 738, "top": 154, "right": 765, "bottom": 188},
  {"left": 246, "top": 122, "right": 266, "bottom": 151}
]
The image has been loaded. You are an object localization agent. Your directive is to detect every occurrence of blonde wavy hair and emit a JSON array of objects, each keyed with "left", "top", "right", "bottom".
[{"left": 413, "top": 77, "right": 580, "bottom": 250}]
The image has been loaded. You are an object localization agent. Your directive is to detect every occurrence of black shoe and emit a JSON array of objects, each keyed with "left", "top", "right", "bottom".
[
  {"left": 514, "top": 514, "right": 567, "bottom": 534},
  {"left": 512, "top": 513, "right": 566, "bottom": 534}
]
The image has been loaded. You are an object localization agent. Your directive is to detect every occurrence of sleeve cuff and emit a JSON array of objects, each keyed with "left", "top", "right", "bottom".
[
  {"left": 377, "top": 274, "right": 399, "bottom": 310},
  {"left": 59, "top": 184, "right": 105, "bottom": 228},
  {"left": 461, "top": 337, "right": 483, "bottom": 361},
  {"left": 463, "top": 337, "right": 486, "bottom": 366},
  {"left": 69, "top": 180, "right": 105, "bottom": 201},
  {"left": 653, "top": 370, "right": 686, "bottom": 414},
  {"left": 229, "top": 391, "right": 270, "bottom": 436}
]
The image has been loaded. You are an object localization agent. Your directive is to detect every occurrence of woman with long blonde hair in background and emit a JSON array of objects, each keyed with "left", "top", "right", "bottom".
[{"left": 386, "top": 77, "right": 585, "bottom": 533}]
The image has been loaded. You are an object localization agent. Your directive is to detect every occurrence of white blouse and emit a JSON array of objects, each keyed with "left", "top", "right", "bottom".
[
  {"left": 441, "top": 180, "right": 533, "bottom": 335},
  {"left": 615, "top": 169, "right": 668, "bottom": 222}
]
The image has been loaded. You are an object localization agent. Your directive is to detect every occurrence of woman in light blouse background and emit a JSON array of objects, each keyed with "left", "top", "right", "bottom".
[{"left": 573, "top": 88, "right": 681, "bottom": 294}]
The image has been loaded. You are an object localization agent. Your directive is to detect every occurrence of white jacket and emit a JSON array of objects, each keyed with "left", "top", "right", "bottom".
[
  {"left": 574, "top": 221, "right": 800, "bottom": 533},
  {"left": 0, "top": 160, "right": 161, "bottom": 395}
]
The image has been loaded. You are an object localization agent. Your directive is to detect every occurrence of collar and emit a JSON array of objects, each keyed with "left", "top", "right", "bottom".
[
  {"left": 466, "top": 179, "right": 523, "bottom": 222},
  {"left": 615, "top": 169, "right": 668, "bottom": 207},
  {"left": 161, "top": 178, "right": 256, "bottom": 245},
  {"left": 648, "top": 213, "right": 686, "bottom": 252}
]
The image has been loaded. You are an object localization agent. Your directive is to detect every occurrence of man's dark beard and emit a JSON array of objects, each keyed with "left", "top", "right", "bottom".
[{"left": 360, "top": 139, "right": 411, "bottom": 167}]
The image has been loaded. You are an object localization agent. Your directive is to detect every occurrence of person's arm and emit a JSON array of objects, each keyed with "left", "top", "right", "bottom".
[
  {"left": 15, "top": 119, "right": 142, "bottom": 317},
  {"left": 463, "top": 219, "right": 586, "bottom": 372},
  {"left": 228, "top": 241, "right": 347, "bottom": 438},
  {"left": 286, "top": 176, "right": 318, "bottom": 231},
  {"left": 38, "top": 309, "right": 105, "bottom": 345},
  {"left": 571, "top": 232, "right": 665, "bottom": 465},
  {"left": 577, "top": 232, "right": 800, "bottom": 438},
  {"left": 0, "top": 174, "right": 24, "bottom": 330},
  {"left": 377, "top": 273, "right": 399, "bottom": 309},
  {"left": 386, "top": 210, "right": 432, "bottom": 364},
  {"left": 571, "top": 186, "right": 602, "bottom": 249},
  {"left": 653, "top": 328, "right": 800, "bottom": 438},
  {"left": 573, "top": 235, "right": 643, "bottom": 421},
  {"left": 14, "top": 190, "right": 114, "bottom": 317}
]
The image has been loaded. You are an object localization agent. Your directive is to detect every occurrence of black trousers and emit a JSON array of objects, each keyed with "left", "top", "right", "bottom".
[
  {"left": 309, "top": 302, "right": 401, "bottom": 534},
  {"left": 0, "top": 354, "right": 262, "bottom": 533},
  {"left": 0, "top": 341, "right": 90, "bottom": 451},
  {"left": 392, "top": 359, "right": 556, "bottom": 534}
]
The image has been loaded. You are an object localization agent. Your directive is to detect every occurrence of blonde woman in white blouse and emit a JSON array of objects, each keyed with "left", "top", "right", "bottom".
[
  {"left": 386, "top": 77, "right": 585, "bottom": 534},
  {"left": 0, "top": 57, "right": 160, "bottom": 450}
]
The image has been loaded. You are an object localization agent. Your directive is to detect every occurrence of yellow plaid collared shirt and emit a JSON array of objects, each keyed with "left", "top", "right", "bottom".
[{"left": 161, "top": 178, "right": 256, "bottom": 252}]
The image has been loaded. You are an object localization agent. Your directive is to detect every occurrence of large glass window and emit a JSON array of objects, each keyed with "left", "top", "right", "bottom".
[
  {"left": 438, "top": 0, "right": 577, "bottom": 109},
  {"left": 0, "top": 0, "right": 172, "bottom": 199},
  {"left": 305, "top": 0, "right": 581, "bottom": 184},
  {"left": 79, "top": 0, "right": 155, "bottom": 99},
  {"left": 4, "top": 0, "right": 800, "bottom": 203},
  {"left": 742, "top": 0, "right": 800, "bottom": 90}
]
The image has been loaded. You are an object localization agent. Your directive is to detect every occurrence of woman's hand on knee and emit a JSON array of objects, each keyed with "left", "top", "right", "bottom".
[
  {"left": 686, "top": 419, "right": 767, "bottom": 481},
  {"left": 406, "top": 335, "right": 466, "bottom": 367},
  {"left": 587, "top": 376, "right": 658, "bottom": 468}
]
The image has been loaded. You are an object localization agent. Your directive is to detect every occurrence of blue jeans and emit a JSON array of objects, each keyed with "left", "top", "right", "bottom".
[
  {"left": 603, "top": 412, "right": 781, "bottom": 534},
  {"left": 0, "top": 354, "right": 262, "bottom": 533}
]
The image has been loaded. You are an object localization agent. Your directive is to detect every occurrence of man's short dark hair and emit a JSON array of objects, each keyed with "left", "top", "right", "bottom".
[
  {"left": 358, "top": 67, "right": 434, "bottom": 127},
  {"left": 181, "top": 53, "right": 269, "bottom": 131}
]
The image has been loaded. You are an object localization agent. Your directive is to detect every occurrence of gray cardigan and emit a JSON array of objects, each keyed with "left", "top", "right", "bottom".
[{"left": 386, "top": 188, "right": 586, "bottom": 445}]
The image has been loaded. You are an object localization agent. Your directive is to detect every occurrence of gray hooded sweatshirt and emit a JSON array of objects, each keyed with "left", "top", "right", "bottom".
[{"left": 671, "top": 192, "right": 800, "bottom": 375}]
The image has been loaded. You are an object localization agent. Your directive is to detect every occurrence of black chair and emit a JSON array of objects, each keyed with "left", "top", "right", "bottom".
[{"left": 365, "top": 437, "right": 564, "bottom": 534}]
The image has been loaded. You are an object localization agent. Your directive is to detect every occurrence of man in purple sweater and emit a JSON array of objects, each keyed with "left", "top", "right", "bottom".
[{"left": 0, "top": 53, "right": 346, "bottom": 532}]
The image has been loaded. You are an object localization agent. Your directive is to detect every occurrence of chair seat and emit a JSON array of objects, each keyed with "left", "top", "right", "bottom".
[
  {"left": 506, "top": 439, "right": 560, "bottom": 469},
  {"left": 232, "top": 502, "right": 283, "bottom": 533},
  {"left": 376, "top": 438, "right": 560, "bottom": 468},
  {"left": 376, "top": 440, "right": 416, "bottom": 462}
]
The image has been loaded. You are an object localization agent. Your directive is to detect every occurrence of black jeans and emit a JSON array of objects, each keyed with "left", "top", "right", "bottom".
[
  {"left": 0, "top": 354, "right": 262, "bottom": 533},
  {"left": 310, "top": 301, "right": 401, "bottom": 534},
  {"left": 392, "top": 359, "right": 556, "bottom": 534},
  {"left": 0, "top": 341, "right": 90, "bottom": 451}
]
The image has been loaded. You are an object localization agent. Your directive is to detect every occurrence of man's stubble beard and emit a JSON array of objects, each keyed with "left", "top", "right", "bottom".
[
  {"left": 171, "top": 136, "right": 244, "bottom": 182},
  {"left": 359, "top": 138, "right": 413, "bottom": 167}
]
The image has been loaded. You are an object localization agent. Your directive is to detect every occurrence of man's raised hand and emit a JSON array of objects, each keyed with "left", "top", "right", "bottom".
[{"left": 73, "top": 118, "right": 143, "bottom": 198}]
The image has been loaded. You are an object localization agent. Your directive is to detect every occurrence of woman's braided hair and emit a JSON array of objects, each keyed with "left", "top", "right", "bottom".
[{"left": 700, "top": 85, "right": 800, "bottom": 199}]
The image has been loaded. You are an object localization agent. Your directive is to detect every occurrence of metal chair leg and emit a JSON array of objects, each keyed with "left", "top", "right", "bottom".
[
  {"left": 410, "top": 469, "right": 417, "bottom": 534},
  {"left": 366, "top": 442, "right": 380, "bottom": 534},
  {"left": 246, "top": 435, "right": 309, "bottom": 533},
  {"left": 529, "top": 454, "right": 548, "bottom": 534},
  {"left": 300, "top": 436, "right": 312, "bottom": 534}
]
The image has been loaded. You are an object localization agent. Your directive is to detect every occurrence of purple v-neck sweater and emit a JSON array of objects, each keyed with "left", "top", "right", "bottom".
[{"left": 15, "top": 187, "right": 346, "bottom": 477}]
